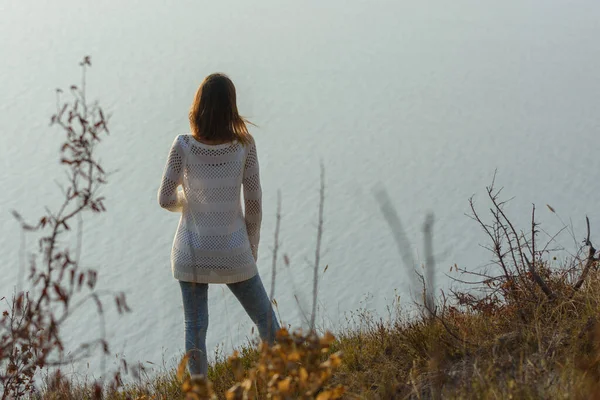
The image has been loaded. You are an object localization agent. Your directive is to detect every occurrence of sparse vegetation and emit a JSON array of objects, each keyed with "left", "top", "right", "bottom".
[
  {"left": 34, "top": 257, "right": 600, "bottom": 399},
  {"left": 4, "top": 59, "right": 600, "bottom": 399},
  {"left": 32, "top": 177, "right": 600, "bottom": 400},
  {"left": 1, "top": 56, "right": 131, "bottom": 399}
]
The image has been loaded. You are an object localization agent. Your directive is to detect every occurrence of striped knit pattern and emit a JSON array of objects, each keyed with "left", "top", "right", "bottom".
[{"left": 158, "top": 134, "right": 261, "bottom": 283}]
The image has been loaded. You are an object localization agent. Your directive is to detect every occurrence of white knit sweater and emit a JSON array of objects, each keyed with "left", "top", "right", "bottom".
[{"left": 158, "top": 134, "right": 262, "bottom": 284}]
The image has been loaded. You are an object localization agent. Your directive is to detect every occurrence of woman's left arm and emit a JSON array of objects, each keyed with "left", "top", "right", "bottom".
[{"left": 158, "top": 135, "right": 185, "bottom": 212}]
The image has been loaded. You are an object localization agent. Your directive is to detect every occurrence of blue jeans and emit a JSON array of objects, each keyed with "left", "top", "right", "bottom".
[{"left": 178, "top": 274, "right": 280, "bottom": 376}]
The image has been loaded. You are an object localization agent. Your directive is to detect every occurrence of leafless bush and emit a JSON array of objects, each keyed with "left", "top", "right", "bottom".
[
  {"left": 454, "top": 173, "right": 599, "bottom": 314},
  {"left": 0, "top": 56, "right": 130, "bottom": 399}
]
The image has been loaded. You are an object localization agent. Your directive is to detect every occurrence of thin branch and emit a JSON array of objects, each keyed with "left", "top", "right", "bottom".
[
  {"left": 469, "top": 196, "right": 511, "bottom": 282},
  {"left": 375, "top": 187, "right": 419, "bottom": 298},
  {"left": 310, "top": 164, "right": 325, "bottom": 332},
  {"left": 540, "top": 225, "right": 570, "bottom": 256},
  {"left": 524, "top": 254, "right": 554, "bottom": 299},
  {"left": 572, "top": 217, "right": 598, "bottom": 293},
  {"left": 488, "top": 186, "right": 526, "bottom": 272},
  {"left": 268, "top": 191, "right": 282, "bottom": 337},
  {"left": 524, "top": 204, "right": 554, "bottom": 299},
  {"left": 422, "top": 213, "right": 436, "bottom": 316}
]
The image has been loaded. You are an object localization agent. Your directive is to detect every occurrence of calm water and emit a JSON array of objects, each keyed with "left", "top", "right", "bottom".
[{"left": 1, "top": 0, "right": 600, "bottom": 378}]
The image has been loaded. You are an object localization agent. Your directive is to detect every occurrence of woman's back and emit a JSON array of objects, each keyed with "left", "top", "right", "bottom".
[
  {"left": 158, "top": 133, "right": 262, "bottom": 284},
  {"left": 158, "top": 73, "right": 278, "bottom": 378}
]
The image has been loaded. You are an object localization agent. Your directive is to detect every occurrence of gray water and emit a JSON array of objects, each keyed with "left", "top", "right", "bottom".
[{"left": 1, "top": 0, "right": 599, "bottom": 379}]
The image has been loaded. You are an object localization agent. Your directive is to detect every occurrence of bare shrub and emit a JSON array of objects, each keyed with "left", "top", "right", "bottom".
[
  {"left": 0, "top": 56, "right": 129, "bottom": 399},
  {"left": 456, "top": 174, "right": 599, "bottom": 315}
]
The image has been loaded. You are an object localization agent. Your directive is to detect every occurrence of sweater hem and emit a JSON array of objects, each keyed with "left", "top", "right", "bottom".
[{"left": 173, "top": 265, "right": 258, "bottom": 284}]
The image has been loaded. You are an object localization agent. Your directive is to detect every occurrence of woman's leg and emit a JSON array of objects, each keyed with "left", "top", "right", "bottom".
[
  {"left": 179, "top": 280, "right": 209, "bottom": 376},
  {"left": 227, "top": 274, "right": 280, "bottom": 344}
]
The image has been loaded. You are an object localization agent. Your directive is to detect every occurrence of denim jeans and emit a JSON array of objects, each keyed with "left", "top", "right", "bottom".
[{"left": 178, "top": 274, "right": 280, "bottom": 376}]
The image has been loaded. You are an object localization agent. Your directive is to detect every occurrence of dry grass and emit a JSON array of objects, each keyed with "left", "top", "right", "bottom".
[
  {"left": 332, "top": 270, "right": 600, "bottom": 399},
  {"left": 33, "top": 172, "right": 600, "bottom": 399},
  {"left": 34, "top": 263, "right": 600, "bottom": 399}
]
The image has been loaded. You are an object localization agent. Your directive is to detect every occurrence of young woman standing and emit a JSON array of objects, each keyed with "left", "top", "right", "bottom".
[{"left": 158, "top": 73, "right": 279, "bottom": 377}]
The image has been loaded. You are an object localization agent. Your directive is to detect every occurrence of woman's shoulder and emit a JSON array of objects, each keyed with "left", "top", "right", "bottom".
[
  {"left": 173, "top": 134, "right": 192, "bottom": 149},
  {"left": 242, "top": 133, "right": 257, "bottom": 149}
]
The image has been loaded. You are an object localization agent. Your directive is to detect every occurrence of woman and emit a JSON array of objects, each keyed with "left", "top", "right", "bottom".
[{"left": 157, "top": 73, "right": 280, "bottom": 377}]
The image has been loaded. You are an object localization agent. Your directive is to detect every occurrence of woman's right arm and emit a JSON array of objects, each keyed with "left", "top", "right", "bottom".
[
  {"left": 157, "top": 136, "right": 185, "bottom": 212},
  {"left": 243, "top": 139, "right": 262, "bottom": 261}
]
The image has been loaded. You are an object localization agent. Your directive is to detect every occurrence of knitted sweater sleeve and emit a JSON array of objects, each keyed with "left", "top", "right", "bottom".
[
  {"left": 158, "top": 136, "right": 185, "bottom": 212},
  {"left": 243, "top": 139, "right": 262, "bottom": 261}
]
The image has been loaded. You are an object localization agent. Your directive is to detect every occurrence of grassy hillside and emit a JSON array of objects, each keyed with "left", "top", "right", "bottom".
[
  {"left": 36, "top": 248, "right": 600, "bottom": 399},
  {"left": 38, "top": 263, "right": 600, "bottom": 399}
]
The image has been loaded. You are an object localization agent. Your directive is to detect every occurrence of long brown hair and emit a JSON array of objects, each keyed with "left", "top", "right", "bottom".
[{"left": 188, "top": 73, "right": 252, "bottom": 145}]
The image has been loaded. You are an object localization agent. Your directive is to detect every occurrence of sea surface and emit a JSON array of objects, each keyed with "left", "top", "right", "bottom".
[{"left": 1, "top": 0, "right": 599, "bottom": 379}]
